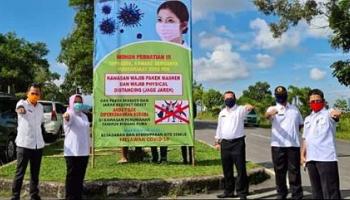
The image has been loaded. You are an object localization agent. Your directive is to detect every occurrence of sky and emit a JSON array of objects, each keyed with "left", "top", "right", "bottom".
[{"left": 0, "top": 0, "right": 349, "bottom": 106}]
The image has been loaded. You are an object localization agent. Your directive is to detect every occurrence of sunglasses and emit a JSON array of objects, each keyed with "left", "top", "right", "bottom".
[{"left": 309, "top": 100, "right": 323, "bottom": 104}]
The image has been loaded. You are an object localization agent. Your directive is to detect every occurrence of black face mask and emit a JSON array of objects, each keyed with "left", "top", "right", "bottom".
[
  {"left": 225, "top": 98, "right": 236, "bottom": 108},
  {"left": 275, "top": 95, "right": 287, "bottom": 104}
]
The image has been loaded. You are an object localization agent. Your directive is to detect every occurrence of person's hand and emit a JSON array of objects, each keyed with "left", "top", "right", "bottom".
[
  {"left": 63, "top": 112, "right": 70, "bottom": 121},
  {"left": 300, "top": 155, "right": 306, "bottom": 166},
  {"left": 245, "top": 104, "right": 254, "bottom": 112},
  {"left": 16, "top": 106, "right": 26, "bottom": 114},
  {"left": 214, "top": 143, "right": 220, "bottom": 150},
  {"left": 268, "top": 108, "right": 278, "bottom": 116},
  {"left": 330, "top": 109, "right": 342, "bottom": 119}
]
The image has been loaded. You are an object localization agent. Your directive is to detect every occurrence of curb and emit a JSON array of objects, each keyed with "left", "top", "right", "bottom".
[{"left": 0, "top": 167, "right": 270, "bottom": 199}]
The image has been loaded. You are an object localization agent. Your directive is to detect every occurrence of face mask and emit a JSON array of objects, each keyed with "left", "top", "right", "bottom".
[
  {"left": 309, "top": 102, "right": 324, "bottom": 112},
  {"left": 73, "top": 103, "right": 84, "bottom": 112},
  {"left": 225, "top": 98, "right": 236, "bottom": 108},
  {"left": 275, "top": 95, "right": 287, "bottom": 104},
  {"left": 27, "top": 93, "right": 39, "bottom": 104},
  {"left": 156, "top": 23, "right": 181, "bottom": 42}
]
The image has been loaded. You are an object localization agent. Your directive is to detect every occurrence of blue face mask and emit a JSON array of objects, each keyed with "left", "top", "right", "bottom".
[
  {"left": 225, "top": 98, "right": 236, "bottom": 108},
  {"left": 73, "top": 103, "right": 85, "bottom": 112}
]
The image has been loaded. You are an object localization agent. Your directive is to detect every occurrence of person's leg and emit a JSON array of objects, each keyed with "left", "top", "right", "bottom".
[
  {"left": 181, "top": 146, "right": 187, "bottom": 164},
  {"left": 317, "top": 162, "right": 341, "bottom": 199},
  {"left": 220, "top": 140, "right": 235, "bottom": 195},
  {"left": 234, "top": 138, "right": 248, "bottom": 199},
  {"left": 29, "top": 149, "right": 43, "bottom": 200},
  {"left": 160, "top": 146, "right": 167, "bottom": 162},
  {"left": 76, "top": 156, "right": 89, "bottom": 200},
  {"left": 306, "top": 161, "right": 323, "bottom": 199},
  {"left": 151, "top": 147, "right": 158, "bottom": 163},
  {"left": 188, "top": 146, "right": 193, "bottom": 164},
  {"left": 65, "top": 156, "right": 75, "bottom": 200},
  {"left": 11, "top": 147, "right": 29, "bottom": 200},
  {"left": 287, "top": 147, "right": 303, "bottom": 199},
  {"left": 271, "top": 147, "right": 288, "bottom": 199},
  {"left": 118, "top": 147, "right": 128, "bottom": 163}
]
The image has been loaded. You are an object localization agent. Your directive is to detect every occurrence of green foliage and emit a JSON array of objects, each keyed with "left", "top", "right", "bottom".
[
  {"left": 334, "top": 99, "right": 348, "bottom": 110},
  {"left": 58, "top": 0, "right": 94, "bottom": 95},
  {"left": 0, "top": 32, "right": 59, "bottom": 93},
  {"left": 202, "top": 89, "right": 223, "bottom": 112},
  {"left": 287, "top": 85, "right": 311, "bottom": 117},
  {"left": 253, "top": 0, "right": 350, "bottom": 86},
  {"left": 193, "top": 81, "right": 204, "bottom": 106},
  {"left": 196, "top": 111, "right": 218, "bottom": 121}
]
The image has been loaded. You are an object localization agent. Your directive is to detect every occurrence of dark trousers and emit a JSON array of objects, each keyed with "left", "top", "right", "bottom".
[
  {"left": 12, "top": 147, "right": 43, "bottom": 200},
  {"left": 220, "top": 137, "right": 249, "bottom": 197},
  {"left": 271, "top": 147, "right": 303, "bottom": 199},
  {"left": 181, "top": 146, "right": 193, "bottom": 164},
  {"left": 307, "top": 161, "right": 341, "bottom": 199},
  {"left": 65, "top": 156, "right": 89, "bottom": 200},
  {"left": 151, "top": 146, "right": 167, "bottom": 162}
]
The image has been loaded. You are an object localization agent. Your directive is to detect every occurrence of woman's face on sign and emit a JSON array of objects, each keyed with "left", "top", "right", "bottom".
[{"left": 157, "top": 9, "right": 181, "bottom": 24}]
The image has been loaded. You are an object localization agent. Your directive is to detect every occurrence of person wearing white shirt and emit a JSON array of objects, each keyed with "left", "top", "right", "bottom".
[
  {"left": 215, "top": 91, "right": 254, "bottom": 199},
  {"left": 12, "top": 83, "right": 44, "bottom": 200},
  {"left": 301, "top": 89, "right": 342, "bottom": 199},
  {"left": 63, "top": 94, "right": 90, "bottom": 200},
  {"left": 265, "top": 86, "right": 303, "bottom": 199}
]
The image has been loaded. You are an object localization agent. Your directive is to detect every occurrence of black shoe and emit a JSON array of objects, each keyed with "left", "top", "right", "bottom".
[
  {"left": 217, "top": 192, "right": 235, "bottom": 198},
  {"left": 30, "top": 194, "right": 41, "bottom": 200},
  {"left": 239, "top": 195, "right": 247, "bottom": 200}
]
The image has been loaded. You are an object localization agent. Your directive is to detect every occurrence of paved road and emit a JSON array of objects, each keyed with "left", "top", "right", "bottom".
[{"left": 192, "top": 120, "right": 350, "bottom": 199}]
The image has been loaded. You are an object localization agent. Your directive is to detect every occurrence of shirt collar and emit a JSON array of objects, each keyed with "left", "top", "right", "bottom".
[
  {"left": 311, "top": 107, "right": 327, "bottom": 116},
  {"left": 276, "top": 102, "right": 290, "bottom": 109},
  {"left": 226, "top": 105, "right": 238, "bottom": 112}
]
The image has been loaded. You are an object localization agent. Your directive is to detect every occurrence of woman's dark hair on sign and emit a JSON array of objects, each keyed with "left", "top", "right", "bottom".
[{"left": 157, "top": 1, "right": 189, "bottom": 34}]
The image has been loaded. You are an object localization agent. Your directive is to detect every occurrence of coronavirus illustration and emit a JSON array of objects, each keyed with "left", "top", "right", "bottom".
[
  {"left": 99, "top": 18, "right": 116, "bottom": 34},
  {"left": 137, "top": 33, "right": 142, "bottom": 39},
  {"left": 102, "top": 5, "right": 112, "bottom": 15},
  {"left": 117, "top": 3, "right": 144, "bottom": 27}
]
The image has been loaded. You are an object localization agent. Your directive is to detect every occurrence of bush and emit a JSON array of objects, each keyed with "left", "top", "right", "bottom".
[{"left": 337, "top": 113, "right": 350, "bottom": 131}]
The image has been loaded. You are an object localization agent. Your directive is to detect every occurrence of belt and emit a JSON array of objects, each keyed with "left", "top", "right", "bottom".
[{"left": 221, "top": 136, "right": 245, "bottom": 143}]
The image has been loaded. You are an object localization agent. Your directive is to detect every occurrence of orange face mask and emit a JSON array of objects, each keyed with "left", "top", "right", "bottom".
[{"left": 27, "top": 93, "right": 40, "bottom": 104}]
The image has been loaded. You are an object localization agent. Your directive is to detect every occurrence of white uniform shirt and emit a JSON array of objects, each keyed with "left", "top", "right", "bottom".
[
  {"left": 64, "top": 111, "right": 90, "bottom": 156},
  {"left": 303, "top": 108, "right": 337, "bottom": 162},
  {"left": 215, "top": 105, "right": 249, "bottom": 140},
  {"left": 267, "top": 103, "right": 303, "bottom": 147},
  {"left": 15, "top": 99, "right": 45, "bottom": 149}
]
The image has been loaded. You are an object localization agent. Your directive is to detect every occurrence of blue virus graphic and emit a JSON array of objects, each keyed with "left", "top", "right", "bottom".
[
  {"left": 118, "top": 3, "right": 144, "bottom": 27},
  {"left": 99, "top": 18, "right": 116, "bottom": 35},
  {"left": 102, "top": 5, "right": 112, "bottom": 15},
  {"left": 120, "top": 29, "right": 124, "bottom": 33},
  {"left": 137, "top": 33, "right": 142, "bottom": 39}
]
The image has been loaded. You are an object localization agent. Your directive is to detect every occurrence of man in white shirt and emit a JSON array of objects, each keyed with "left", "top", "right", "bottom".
[
  {"left": 265, "top": 86, "right": 303, "bottom": 199},
  {"left": 215, "top": 91, "right": 254, "bottom": 199},
  {"left": 301, "top": 89, "right": 342, "bottom": 199},
  {"left": 11, "top": 83, "right": 44, "bottom": 200}
]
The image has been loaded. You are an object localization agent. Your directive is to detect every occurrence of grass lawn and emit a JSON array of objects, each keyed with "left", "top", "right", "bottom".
[
  {"left": 336, "top": 131, "right": 350, "bottom": 141},
  {"left": 0, "top": 140, "right": 258, "bottom": 183}
]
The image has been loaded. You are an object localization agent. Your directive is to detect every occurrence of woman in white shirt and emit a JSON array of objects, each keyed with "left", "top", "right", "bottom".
[{"left": 63, "top": 94, "right": 90, "bottom": 200}]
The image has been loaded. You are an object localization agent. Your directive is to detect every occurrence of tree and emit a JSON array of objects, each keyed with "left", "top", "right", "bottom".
[
  {"left": 193, "top": 81, "right": 204, "bottom": 111},
  {"left": 287, "top": 85, "right": 312, "bottom": 117},
  {"left": 242, "top": 81, "right": 272, "bottom": 102},
  {"left": 253, "top": 0, "right": 350, "bottom": 86},
  {"left": 202, "top": 89, "right": 223, "bottom": 112},
  {"left": 334, "top": 99, "right": 348, "bottom": 110},
  {"left": 0, "top": 32, "right": 59, "bottom": 93},
  {"left": 58, "top": 0, "right": 93, "bottom": 95},
  {"left": 238, "top": 82, "right": 274, "bottom": 116}
]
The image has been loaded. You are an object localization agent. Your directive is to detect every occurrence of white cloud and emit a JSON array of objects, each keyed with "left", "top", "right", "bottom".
[
  {"left": 192, "top": 0, "right": 253, "bottom": 21},
  {"left": 250, "top": 18, "right": 301, "bottom": 50},
  {"left": 305, "top": 16, "right": 332, "bottom": 38},
  {"left": 256, "top": 54, "right": 274, "bottom": 69},
  {"left": 53, "top": 78, "right": 64, "bottom": 87},
  {"left": 54, "top": 62, "right": 68, "bottom": 70},
  {"left": 198, "top": 31, "right": 232, "bottom": 50},
  {"left": 217, "top": 25, "right": 235, "bottom": 38},
  {"left": 194, "top": 42, "right": 249, "bottom": 82},
  {"left": 310, "top": 68, "right": 326, "bottom": 80}
]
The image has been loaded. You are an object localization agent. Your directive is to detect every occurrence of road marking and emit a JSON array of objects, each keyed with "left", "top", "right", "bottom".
[{"left": 249, "top": 132, "right": 271, "bottom": 140}]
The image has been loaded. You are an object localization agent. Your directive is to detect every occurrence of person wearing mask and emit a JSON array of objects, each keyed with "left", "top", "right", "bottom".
[
  {"left": 11, "top": 83, "right": 44, "bottom": 200},
  {"left": 156, "top": 1, "right": 189, "bottom": 46},
  {"left": 215, "top": 91, "right": 254, "bottom": 199},
  {"left": 63, "top": 94, "right": 90, "bottom": 200},
  {"left": 301, "top": 89, "right": 342, "bottom": 199},
  {"left": 265, "top": 86, "right": 303, "bottom": 199}
]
